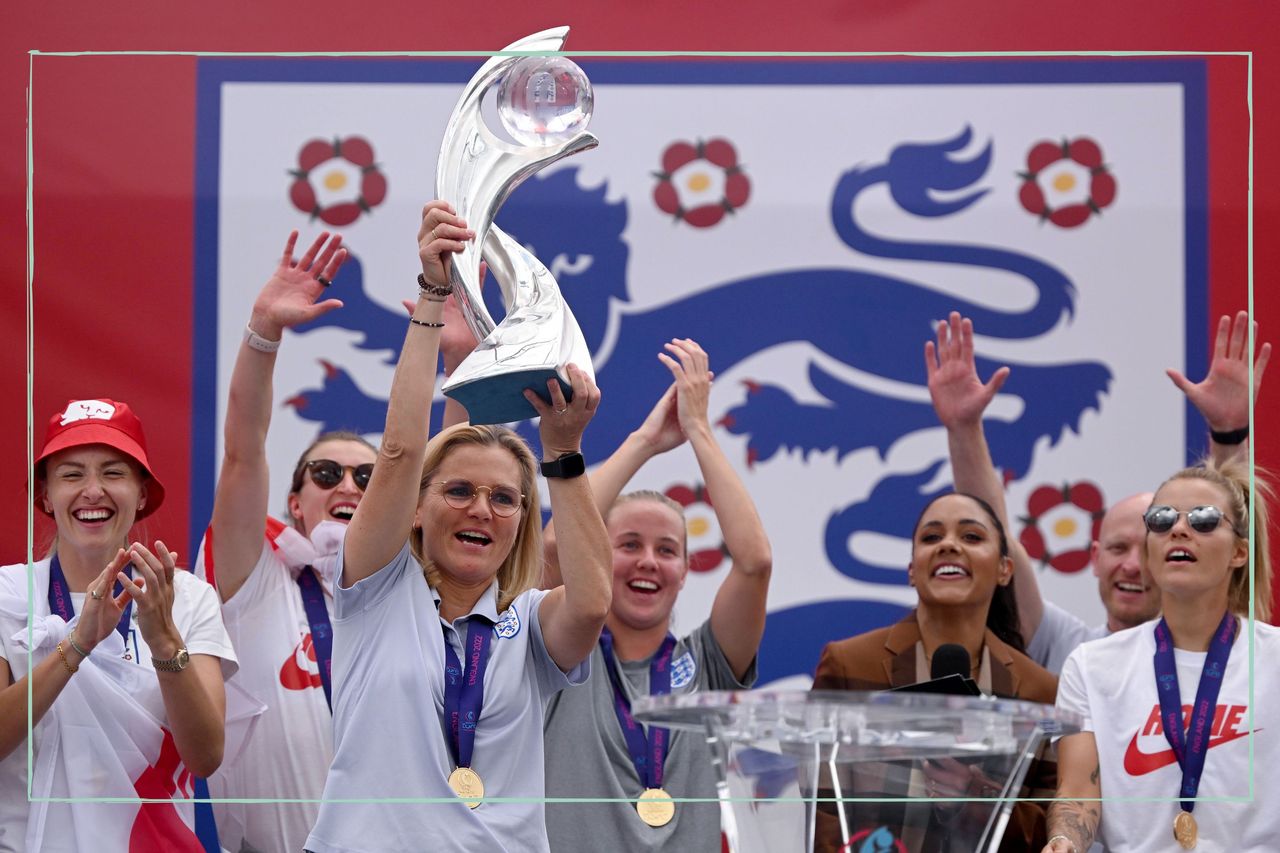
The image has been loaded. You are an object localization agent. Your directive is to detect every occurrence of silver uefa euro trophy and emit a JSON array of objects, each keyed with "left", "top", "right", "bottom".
[{"left": 436, "top": 27, "right": 598, "bottom": 425}]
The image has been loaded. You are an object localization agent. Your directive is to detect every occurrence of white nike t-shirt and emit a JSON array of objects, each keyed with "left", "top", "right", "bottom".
[
  {"left": 197, "top": 518, "right": 342, "bottom": 853},
  {"left": 1057, "top": 617, "right": 1280, "bottom": 853}
]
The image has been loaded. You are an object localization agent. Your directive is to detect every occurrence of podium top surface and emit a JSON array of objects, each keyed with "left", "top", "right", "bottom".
[{"left": 634, "top": 690, "right": 1082, "bottom": 758}]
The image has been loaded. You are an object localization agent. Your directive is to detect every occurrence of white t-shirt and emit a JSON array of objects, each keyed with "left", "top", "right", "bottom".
[
  {"left": 198, "top": 518, "right": 342, "bottom": 853},
  {"left": 1057, "top": 617, "right": 1279, "bottom": 853},
  {"left": 1027, "top": 600, "right": 1109, "bottom": 674},
  {"left": 305, "top": 543, "right": 588, "bottom": 853},
  {"left": 0, "top": 558, "right": 237, "bottom": 853}
]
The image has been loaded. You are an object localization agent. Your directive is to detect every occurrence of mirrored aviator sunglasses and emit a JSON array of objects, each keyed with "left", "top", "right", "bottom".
[
  {"left": 305, "top": 459, "right": 374, "bottom": 491},
  {"left": 1143, "top": 504, "right": 1226, "bottom": 535}
]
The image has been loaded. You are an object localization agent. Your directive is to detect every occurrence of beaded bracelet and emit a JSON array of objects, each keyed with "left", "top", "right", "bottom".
[
  {"left": 417, "top": 273, "right": 453, "bottom": 301},
  {"left": 409, "top": 318, "right": 445, "bottom": 329}
]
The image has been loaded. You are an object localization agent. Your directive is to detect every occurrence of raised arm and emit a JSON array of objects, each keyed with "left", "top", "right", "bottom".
[
  {"left": 211, "top": 231, "right": 346, "bottom": 601},
  {"left": 924, "top": 312, "right": 1044, "bottom": 637},
  {"left": 540, "top": 380, "right": 686, "bottom": 588},
  {"left": 1166, "top": 310, "right": 1270, "bottom": 466},
  {"left": 661, "top": 339, "right": 773, "bottom": 680},
  {"left": 528, "top": 366, "right": 613, "bottom": 672},
  {"left": 1042, "top": 732, "right": 1102, "bottom": 853},
  {"left": 343, "top": 202, "right": 470, "bottom": 585}
]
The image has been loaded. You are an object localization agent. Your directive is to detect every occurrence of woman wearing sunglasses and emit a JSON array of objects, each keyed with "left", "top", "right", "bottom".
[
  {"left": 197, "top": 230, "right": 364, "bottom": 853},
  {"left": 541, "top": 338, "right": 772, "bottom": 852},
  {"left": 1045, "top": 461, "right": 1277, "bottom": 853},
  {"left": 303, "top": 201, "right": 611, "bottom": 853},
  {"left": 0, "top": 399, "right": 236, "bottom": 851}
]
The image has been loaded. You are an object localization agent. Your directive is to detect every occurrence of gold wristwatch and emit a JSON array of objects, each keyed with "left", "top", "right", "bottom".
[{"left": 152, "top": 647, "right": 190, "bottom": 672}]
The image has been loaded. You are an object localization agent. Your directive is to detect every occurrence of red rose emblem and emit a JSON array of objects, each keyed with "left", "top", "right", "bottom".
[
  {"left": 1019, "top": 481, "right": 1106, "bottom": 574},
  {"left": 289, "top": 136, "right": 388, "bottom": 226},
  {"left": 653, "top": 137, "right": 750, "bottom": 228},
  {"left": 664, "top": 482, "right": 727, "bottom": 572},
  {"left": 1018, "top": 137, "right": 1116, "bottom": 228}
]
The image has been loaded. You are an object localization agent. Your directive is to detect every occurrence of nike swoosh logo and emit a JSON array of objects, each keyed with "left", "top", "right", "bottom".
[
  {"left": 1124, "top": 728, "right": 1257, "bottom": 776},
  {"left": 279, "top": 633, "right": 323, "bottom": 691}
]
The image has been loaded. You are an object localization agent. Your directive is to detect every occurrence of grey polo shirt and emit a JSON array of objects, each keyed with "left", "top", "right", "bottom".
[
  {"left": 544, "top": 619, "right": 757, "bottom": 853},
  {"left": 306, "top": 543, "right": 587, "bottom": 853}
]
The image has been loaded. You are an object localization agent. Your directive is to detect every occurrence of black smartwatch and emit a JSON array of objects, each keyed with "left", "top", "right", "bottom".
[{"left": 540, "top": 451, "right": 586, "bottom": 479}]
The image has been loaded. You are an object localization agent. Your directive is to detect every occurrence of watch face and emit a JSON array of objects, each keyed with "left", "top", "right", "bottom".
[{"left": 177, "top": 649, "right": 190, "bottom": 667}]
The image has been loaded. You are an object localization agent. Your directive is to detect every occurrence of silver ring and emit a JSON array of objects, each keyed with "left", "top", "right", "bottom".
[
  {"left": 90, "top": 588, "right": 105, "bottom": 600},
  {"left": 554, "top": 407, "right": 568, "bottom": 415},
  {"left": 317, "top": 275, "right": 331, "bottom": 287},
  {"left": 430, "top": 228, "right": 437, "bottom": 241}
]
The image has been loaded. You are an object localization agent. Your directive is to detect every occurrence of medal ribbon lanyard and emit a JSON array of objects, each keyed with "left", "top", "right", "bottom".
[
  {"left": 443, "top": 618, "right": 494, "bottom": 773},
  {"left": 295, "top": 567, "right": 334, "bottom": 710},
  {"left": 1153, "top": 611, "right": 1236, "bottom": 816},
  {"left": 599, "top": 628, "right": 678, "bottom": 791},
  {"left": 48, "top": 554, "right": 133, "bottom": 644}
]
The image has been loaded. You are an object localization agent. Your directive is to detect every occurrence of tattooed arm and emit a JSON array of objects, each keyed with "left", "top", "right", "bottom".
[{"left": 1042, "top": 732, "right": 1102, "bottom": 853}]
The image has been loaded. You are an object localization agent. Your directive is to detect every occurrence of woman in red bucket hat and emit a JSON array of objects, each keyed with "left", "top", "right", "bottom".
[{"left": 0, "top": 398, "right": 237, "bottom": 852}]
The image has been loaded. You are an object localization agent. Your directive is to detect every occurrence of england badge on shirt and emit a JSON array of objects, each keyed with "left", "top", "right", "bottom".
[
  {"left": 670, "top": 651, "right": 696, "bottom": 689},
  {"left": 494, "top": 605, "right": 521, "bottom": 639}
]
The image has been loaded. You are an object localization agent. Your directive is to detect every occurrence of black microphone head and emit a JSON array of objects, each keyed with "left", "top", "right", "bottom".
[{"left": 931, "top": 644, "right": 971, "bottom": 681}]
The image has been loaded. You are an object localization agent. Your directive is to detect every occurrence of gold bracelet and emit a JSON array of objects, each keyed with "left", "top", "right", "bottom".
[{"left": 55, "top": 641, "right": 78, "bottom": 675}]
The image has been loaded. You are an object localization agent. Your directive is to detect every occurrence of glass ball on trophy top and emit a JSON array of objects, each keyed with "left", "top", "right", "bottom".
[{"left": 496, "top": 56, "right": 593, "bottom": 147}]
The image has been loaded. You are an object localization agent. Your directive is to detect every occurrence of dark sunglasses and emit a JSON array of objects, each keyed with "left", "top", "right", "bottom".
[
  {"left": 1143, "top": 505, "right": 1229, "bottom": 535},
  {"left": 305, "top": 459, "right": 374, "bottom": 491}
]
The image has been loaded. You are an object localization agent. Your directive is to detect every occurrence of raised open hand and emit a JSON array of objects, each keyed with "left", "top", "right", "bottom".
[
  {"left": 1167, "top": 310, "right": 1270, "bottom": 432},
  {"left": 925, "top": 311, "right": 1010, "bottom": 428},
  {"left": 250, "top": 230, "right": 347, "bottom": 340},
  {"left": 658, "top": 338, "right": 712, "bottom": 437},
  {"left": 633, "top": 383, "right": 687, "bottom": 456}
]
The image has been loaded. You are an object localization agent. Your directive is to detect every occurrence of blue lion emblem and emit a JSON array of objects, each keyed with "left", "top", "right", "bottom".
[
  {"left": 494, "top": 605, "right": 521, "bottom": 640},
  {"left": 669, "top": 651, "right": 696, "bottom": 690},
  {"left": 282, "top": 126, "right": 1111, "bottom": 682}
]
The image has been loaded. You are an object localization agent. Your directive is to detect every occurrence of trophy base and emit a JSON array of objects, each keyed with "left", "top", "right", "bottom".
[{"left": 443, "top": 368, "right": 573, "bottom": 426}]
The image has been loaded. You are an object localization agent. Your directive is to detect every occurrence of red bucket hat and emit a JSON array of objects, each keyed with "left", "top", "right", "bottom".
[{"left": 35, "top": 399, "right": 166, "bottom": 519}]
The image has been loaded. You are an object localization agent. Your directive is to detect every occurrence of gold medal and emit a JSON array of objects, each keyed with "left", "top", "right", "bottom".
[
  {"left": 636, "top": 787, "right": 675, "bottom": 827},
  {"left": 447, "top": 766, "right": 484, "bottom": 809},
  {"left": 1173, "top": 810, "right": 1197, "bottom": 849}
]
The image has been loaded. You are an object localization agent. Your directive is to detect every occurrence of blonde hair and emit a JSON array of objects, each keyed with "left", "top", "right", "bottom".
[
  {"left": 1152, "top": 459, "right": 1273, "bottom": 622},
  {"left": 608, "top": 490, "right": 688, "bottom": 558},
  {"left": 409, "top": 424, "right": 542, "bottom": 612}
]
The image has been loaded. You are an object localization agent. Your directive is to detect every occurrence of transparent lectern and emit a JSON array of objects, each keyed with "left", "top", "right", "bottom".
[{"left": 633, "top": 690, "right": 1081, "bottom": 853}]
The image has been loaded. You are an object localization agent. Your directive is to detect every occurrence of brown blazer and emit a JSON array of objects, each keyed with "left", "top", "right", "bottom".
[
  {"left": 810, "top": 611, "right": 1059, "bottom": 853},
  {"left": 812, "top": 610, "right": 1059, "bottom": 703}
]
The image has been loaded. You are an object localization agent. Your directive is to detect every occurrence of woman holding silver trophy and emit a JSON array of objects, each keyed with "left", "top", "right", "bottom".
[{"left": 302, "top": 201, "right": 612, "bottom": 853}]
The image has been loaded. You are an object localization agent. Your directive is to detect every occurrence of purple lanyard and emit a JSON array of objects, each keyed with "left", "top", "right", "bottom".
[
  {"left": 598, "top": 628, "right": 678, "bottom": 790},
  {"left": 47, "top": 554, "right": 133, "bottom": 644},
  {"left": 295, "top": 567, "right": 333, "bottom": 710},
  {"left": 442, "top": 618, "right": 493, "bottom": 770},
  {"left": 1153, "top": 610, "right": 1236, "bottom": 813}
]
